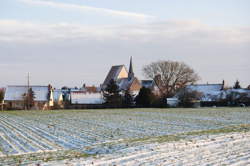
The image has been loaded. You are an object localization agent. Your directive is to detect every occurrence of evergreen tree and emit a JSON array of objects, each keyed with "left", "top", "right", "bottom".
[
  {"left": 23, "top": 88, "right": 35, "bottom": 110},
  {"left": 122, "top": 90, "right": 134, "bottom": 107},
  {"left": 103, "top": 79, "right": 122, "bottom": 107},
  {"left": 233, "top": 80, "right": 241, "bottom": 89},
  {"left": 0, "top": 89, "right": 4, "bottom": 103},
  {"left": 135, "top": 87, "right": 155, "bottom": 107}
]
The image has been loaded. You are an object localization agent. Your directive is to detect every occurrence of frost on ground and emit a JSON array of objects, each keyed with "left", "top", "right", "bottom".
[
  {"left": 45, "top": 131, "right": 250, "bottom": 166},
  {"left": 0, "top": 108, "right": 249, "bottom": 165}
]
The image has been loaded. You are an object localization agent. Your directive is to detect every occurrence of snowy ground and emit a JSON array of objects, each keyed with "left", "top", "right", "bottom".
[
  {"left": 0, "top": 108, "right": 249, "bottom": 165},
  {"left": 45, "top": 131, "right": 250, "bottom": 166}
]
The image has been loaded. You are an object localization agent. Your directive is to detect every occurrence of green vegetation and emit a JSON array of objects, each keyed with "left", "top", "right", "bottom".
[
  {"left": 101, "top": 124, "right": 250, "bottom": 146},
  {"left": 0, "top": 150, "right": 91, "bottom": 165}
]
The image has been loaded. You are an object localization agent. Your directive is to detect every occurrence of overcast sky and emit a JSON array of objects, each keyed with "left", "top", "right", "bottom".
[{"left": 0, "top": 0, "right": 250, "bottom": 88}]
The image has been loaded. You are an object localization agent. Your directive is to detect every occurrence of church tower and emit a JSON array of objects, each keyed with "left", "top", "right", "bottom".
[{"left": 128, "top": 56, "right": 134, "bottom": 80}]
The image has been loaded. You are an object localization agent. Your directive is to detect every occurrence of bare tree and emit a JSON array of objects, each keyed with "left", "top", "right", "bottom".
[{"left": 143, "top": 60, "right": 199, "bottom": 97}]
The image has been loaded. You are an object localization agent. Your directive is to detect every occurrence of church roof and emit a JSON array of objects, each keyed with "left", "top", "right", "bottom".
[
  {"left": 102, "top": 65, "right": 126, "bottom": 88},
  {"left": 117, "top": 77, "right": 134, "bottom": 90},
  {"left": 128, "top": 57, "right": 134, "bottom": 79}
]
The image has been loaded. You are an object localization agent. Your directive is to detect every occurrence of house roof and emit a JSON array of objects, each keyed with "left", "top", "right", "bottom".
[
  {"left": 102, "top": 65, "right": 126, "bottom": 88},
  {"left": 228, "top": 89, "right": 250, "bottom": 97},
  {"left": 141, "top": 80, "right": 155, "bottom": 89},
  {"left": 187, "top": 84, "right": 223, "bottom": 93},
  {"left": 184, "top": 84, "right": 224, "bottom": 101},
  {"left": 4, "top": 85, "right": 49, "bottom": 101}
]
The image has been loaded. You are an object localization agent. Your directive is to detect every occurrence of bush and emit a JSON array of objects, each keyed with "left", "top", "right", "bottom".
[
  {"left": 178, "top": 88, "right": 202, "bottom": 107},
  {"left": 102, "top": 79, "right": 123, "bottom": 107},
  {"left": 135, "top": 87, "right": 155, "bottom": 107}
]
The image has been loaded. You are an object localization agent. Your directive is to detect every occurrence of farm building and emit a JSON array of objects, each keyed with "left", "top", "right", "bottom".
[
  {"left": 4, "top": 85, "right": 54, "bottom": 110},
  {"left": 70, "top": 90, "right": 104, "bottom": 105},
  {"left": 102, "top": 57, "right": 141, "bottom": 95}
]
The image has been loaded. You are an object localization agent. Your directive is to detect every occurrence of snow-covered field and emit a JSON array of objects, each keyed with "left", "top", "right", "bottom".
[
  {"left": 46, "top": 131, "right": 250, "bottom": 166},
  {"left": 0, "top": 108, "right": 249, "bottom": 165}
]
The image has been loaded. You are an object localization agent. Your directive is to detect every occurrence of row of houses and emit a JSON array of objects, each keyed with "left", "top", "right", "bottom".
[
  {"left": 167, "top": 82, "right": 250, "bottom": 107},
  {"left": 2, "top": 57, "right": 156, "bottom": 110},
  {"left": 2, "top": 57, "right": 250, "bottom": 109}
]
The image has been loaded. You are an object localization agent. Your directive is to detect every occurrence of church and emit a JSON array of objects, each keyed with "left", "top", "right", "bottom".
[{"left": 102, "top": 57, "right": 142, "bottom": 95}]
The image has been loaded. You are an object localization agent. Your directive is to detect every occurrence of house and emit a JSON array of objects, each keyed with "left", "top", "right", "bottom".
[
  {"left": 69, "top": 85, "right": 104, "bottom": 108},
  {"left": 102, "top": 57, "right": 141, "bottom": 95},
  {"left": 53, "top": 89, "right": 64, "bottom": 108},
  {"left": 166, "top": 97, "right": 179, "bottom": 107},
  {"left": 185, "top": 83, "right": 224, "bottom": 102},
  {"left": 141, "top": 80, "right": 160, "bottom": 95},
  {"left": 70, "top": 90, "right": 104, "bottom": 105},
  {"left": 224, "top": 88, "right": 250, "bottom": 106},
  {"left": 4, "top": 85, "right": 54, "bottom": 110},
  {"left": 167, "top": 82, "right": 224, "bottom": 107}
]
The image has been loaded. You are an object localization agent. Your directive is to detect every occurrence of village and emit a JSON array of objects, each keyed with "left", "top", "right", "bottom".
[{"left": 0, "top": 57, "right": 249, "bottom": 110}]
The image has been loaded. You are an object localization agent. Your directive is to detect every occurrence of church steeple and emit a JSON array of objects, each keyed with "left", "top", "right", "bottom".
[{"left": 128, "top": 56, "right": 134, "bottom": 80}]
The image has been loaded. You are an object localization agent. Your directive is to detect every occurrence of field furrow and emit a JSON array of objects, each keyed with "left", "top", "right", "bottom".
[{"left": 0, "top": 108, "right": 249, "bottom": 165}]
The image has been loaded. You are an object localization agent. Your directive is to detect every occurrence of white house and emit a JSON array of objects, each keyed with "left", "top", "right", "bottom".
[
  {"left": 4, "top": 85, "right": 54, "bottom": 110},
  {"left": 70, "top": 90, "right": 104, "bottom": 105}
]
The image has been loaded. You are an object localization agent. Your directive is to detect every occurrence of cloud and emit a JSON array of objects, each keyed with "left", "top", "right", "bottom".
[
  {"left": 0, "top": 19, "right": 249, "bottom": 45},
  {"left": 0, "top": 19, "right": 249, "bottom": 87},
  {"left": 19, "top": 0, "right": 155, "bottom": 21}
]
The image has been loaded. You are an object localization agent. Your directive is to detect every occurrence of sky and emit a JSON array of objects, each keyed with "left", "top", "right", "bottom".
[{"left": 0, "top": 0, "right": 250, "bottom": 88}]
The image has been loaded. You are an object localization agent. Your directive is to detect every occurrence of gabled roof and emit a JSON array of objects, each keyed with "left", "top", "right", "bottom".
[
  {"left": 102, "top": 65, "right": 127, "bottom": 88},
  {"left": 187, "top": 84, "right": 223, "bottom": 93},
  {"left": 141, "top": 80, "right": 155, "bottom": 89},
  {"left": 228, "top": 89, "right": 250, "bottom": 97},
  {"left": 4, "top": 85, "right": 50, "bottom": 101},
  {"left": 116, "top": 77, "right": 141, "bottom": 92},
  {"left": 185, "top": 84, "right": 223, "bottom": 101},
  {"left": 117, "top": 77, "right": 134, "bottom": 91}
]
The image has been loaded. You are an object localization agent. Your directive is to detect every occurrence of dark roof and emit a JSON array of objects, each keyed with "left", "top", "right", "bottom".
[
  {"left": 117, "top": 77, "right": 134, "bottom": 90},
  {"left": 141, "top": 80, "right": 155, "bottom": 89},
  {"left": 102, "top": 65, "right": 125, "bottom": 88}
]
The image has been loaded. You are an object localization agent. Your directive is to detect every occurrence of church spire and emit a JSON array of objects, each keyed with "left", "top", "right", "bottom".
[{"left": 128, "top": 56, "right": 134, "bottom": 80}]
